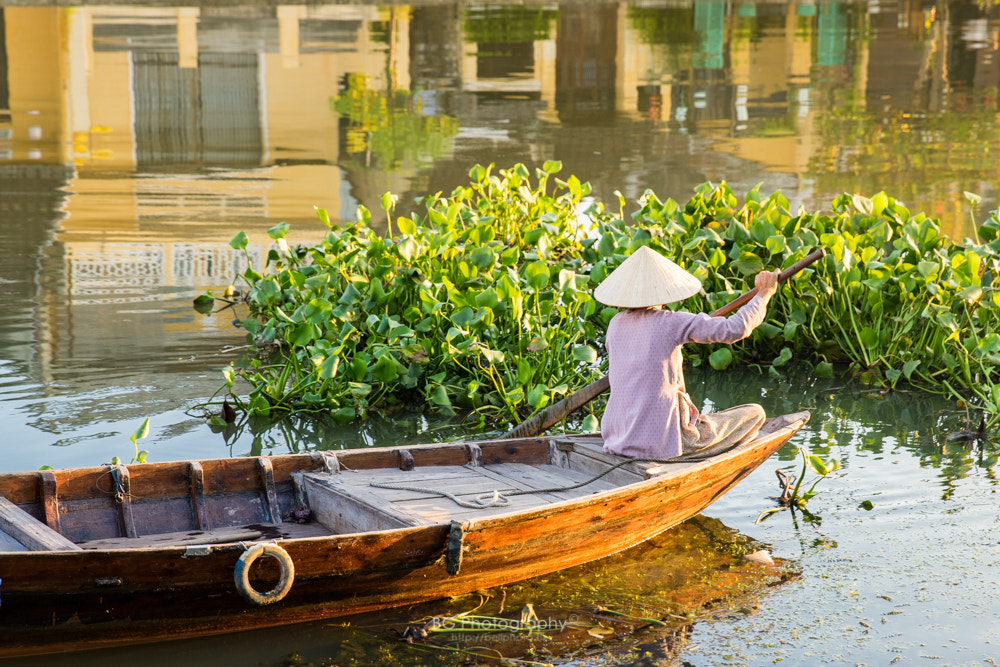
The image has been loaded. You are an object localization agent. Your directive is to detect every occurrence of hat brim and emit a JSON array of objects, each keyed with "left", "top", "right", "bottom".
[{"left": 594, "top": 245, "right": 702, "bottom": 307}]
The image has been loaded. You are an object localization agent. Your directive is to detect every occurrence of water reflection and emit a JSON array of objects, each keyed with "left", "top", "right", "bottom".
[{"left": 5, "top": 3, "right": 1000, "bottom": 229}]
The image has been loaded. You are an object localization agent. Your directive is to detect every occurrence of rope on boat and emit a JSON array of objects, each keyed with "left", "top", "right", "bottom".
[{"left": 369, "top": 454, "right": 716, "bottom": 510}]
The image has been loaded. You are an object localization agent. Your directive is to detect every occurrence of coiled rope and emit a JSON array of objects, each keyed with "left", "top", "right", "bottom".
[{"left": 369, "top": 454, "right": 715, "bottom": 509}]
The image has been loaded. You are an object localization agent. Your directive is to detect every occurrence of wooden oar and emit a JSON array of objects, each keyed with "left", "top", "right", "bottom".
[{"left": 499, "top": 247, "right": 827, "bottom": 439}]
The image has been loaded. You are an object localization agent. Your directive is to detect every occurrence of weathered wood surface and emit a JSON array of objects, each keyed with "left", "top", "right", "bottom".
[
  {"left": 77, "top": 527, "right": 264, "bottom": 550},
  {"left": 302, "top": 459, "right": 624, "bottom": 529},
  {"left": 0, "top": 412, "right": 809, "bottom": 658},
  {"left": 0, "top": 496, "right": 81, "bottom": 551}
]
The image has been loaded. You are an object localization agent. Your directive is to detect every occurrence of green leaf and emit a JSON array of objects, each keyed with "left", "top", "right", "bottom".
[
  {"left": 396, "top": 237, "right": 420, "bottom": 262},
  {"left": 916, "top": 260, "right": 939, "bottom": 279},
  {"left": 871, "top": 191, "right": 888, "bottom": 218},
  {"left": 851, "top": 194, "right": 873, "bottom": 215},
  {"left": 193, "top": 292, "right": 215, "bottom": 315},
  {"left": 338, "top": 283, "right": 362, "bottom": 305},
  {"left": 397, "top": 217, "right": 416, "bottom": 235},
  {"left": 558, "top": 269, "right": 578, "bottom": 292},
  {"left": 475, "top": 289, "right": 500, "bottom": 309},
  {"left": 229, "top": 231, "right": 249, "bottom": 250},
  {"left": 348, "top": 382, "right": 372, "bottom": 398},
  {"left": 349, "top": 356, "right": 367, "bottom": 382},
  {"left": 733, "top": 251, "right": 764, "bottom": 276},
  {"left": 130, "top": 417, "right": 150, "bottom": 445},
  {"left": 380, "top": 192, "right": 398, "bottom": 212},
  {"left": 267, "top": 222, "right": 290, "bottom": 240},
  {"left": 597, "top": 232, "right": 616, "bottom": 258},
  {"left": 815, "top": 361, "right": 834, "bottom": 378},
  {"left": 249, "top": 394, "right": 271, "bottom": 416},
  {"left": 750, "top": 220, "right": 777, "bottom": 245},
  {"left": 451, "top": 307, "right": 475, "bottom": 328},
  {"left": 757, "top": 322, "right": 782, "bottom": 339},
  {"left": 859, "top": 327, "right": 880, "bottom": 349},
  {"left": 709, "top": 348, "right": 733, "bottom": 370},
  {"left": 469, "top": 245, "right": 496, "bottom": 269},
  {"left": 582, "top": 414, "right": 600, "bottom": 433},
  {"left": 765, "top": 235, "right": 787, "bottom": 255},
  {"left": 566, "top": 174, "right": 582, "bottom": 198},
  {"left": 525, "top": 261, "right": 550, "bottom": 289},
  {"left": 428, "top": 384, "right": 452, "bottom": 407},
  {"left": 526, "top": 336, "right": 548, "bottom": 353},
  {"left": 289, "top": 323, "right": 318, "bottom": 347},
  {"left": 372, "top": 355, "right": 400, "bottom": 383},
  {"left": 708, "top": 247, "right": 727, "bottom": 269},
  {"left": 314, "top": 206, "right": 332, "bottom": 227},
  {"left": 590, "top": 261, "right": 608, "bottom": 284},
  {"left": 527, "top": 384, "right": 550, "bottom": 410},
  {"left": 469, "top": 164, "right": 487, "bottom": 183},
  {"left": 332, "top": 407, "right": 356, "bottom": 424},
  {"left": 517, "top": 358, "right": 533, "bottom": 385},
  {"left": 479, "top": 347, "right": 505, "bottom": 364},
  {"left": 807, "top": 455, "right": 829, "bottom": 476},
  {"left": 572, "top": 345, "right": 598, "bottom": 363},
  {"left": 318, "top": 355, "right": 340, "bottom": 380}
]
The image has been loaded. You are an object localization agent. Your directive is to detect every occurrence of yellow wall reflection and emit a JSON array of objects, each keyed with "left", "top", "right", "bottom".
[{"left": 1, "top": 1, "right": 992, "bottom": 278}]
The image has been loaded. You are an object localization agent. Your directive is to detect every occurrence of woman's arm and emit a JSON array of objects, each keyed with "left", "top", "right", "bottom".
[{"left": 680, "top": 269, "right": 780, "bottom": 345}]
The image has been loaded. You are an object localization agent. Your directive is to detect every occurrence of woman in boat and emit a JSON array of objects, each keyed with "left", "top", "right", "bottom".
[{"left": 594, "top": 245, "right": 779, "bottom": 459}]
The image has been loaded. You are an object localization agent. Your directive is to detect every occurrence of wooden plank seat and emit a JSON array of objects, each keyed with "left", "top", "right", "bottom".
[
  {"left": 0, "top": 497, "right": 81, "bottom": 552},
  {"left": 300, "top": 461, "right": 622, "bottom": 533},
  {"left": 548, "top": 436, "right": 698, "bottom": 482},
  {"left": 76, "top": 527, "right": 265, "bottom": 550}
]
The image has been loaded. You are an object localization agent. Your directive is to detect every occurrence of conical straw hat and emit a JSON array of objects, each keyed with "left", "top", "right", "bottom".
[{"left": 594, "top": 245, "right": 702, "bottom": 307}]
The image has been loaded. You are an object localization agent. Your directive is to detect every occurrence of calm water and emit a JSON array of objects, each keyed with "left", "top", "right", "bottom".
[{"left": 3, "top": 0, "right": 1000, "bottom": 664}]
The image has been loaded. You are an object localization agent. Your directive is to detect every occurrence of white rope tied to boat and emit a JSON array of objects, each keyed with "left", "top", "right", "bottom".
[
  {"left": 369, "top": 454, "right": 720, "bottom": 510},
  {"left": 369, "top": 482, "right": 515, "bottom": 509}
]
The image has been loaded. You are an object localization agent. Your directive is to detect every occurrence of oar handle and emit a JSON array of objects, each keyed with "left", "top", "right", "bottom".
[
  {"left": 502, "top": 376, "right": 610, "bottom": 440},
  {"left": 499, "top": 247, "right": 826, "bottom": 440}
]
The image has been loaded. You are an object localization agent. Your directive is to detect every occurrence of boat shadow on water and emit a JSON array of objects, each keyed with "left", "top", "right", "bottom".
[{"left": 271, "top": 515, "right": 798, "bottom": 667}]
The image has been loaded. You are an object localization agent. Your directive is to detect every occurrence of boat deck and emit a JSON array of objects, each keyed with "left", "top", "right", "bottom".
[{"left": 298, "top": 436, "right": 696, "bottom": 532}]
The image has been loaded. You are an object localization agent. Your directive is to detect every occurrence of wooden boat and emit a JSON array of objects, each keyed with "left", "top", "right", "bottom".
[{"left": 0, "top": 411, "right": 808, "bottom": 657}]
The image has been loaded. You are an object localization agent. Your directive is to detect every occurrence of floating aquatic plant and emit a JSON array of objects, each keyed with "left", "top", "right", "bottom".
[
  {"left": 756, "top": 447, "right": 841, "bottom": 523},
  {"left": 197, "top": 164, "right": 1000, "bottom": 429}
]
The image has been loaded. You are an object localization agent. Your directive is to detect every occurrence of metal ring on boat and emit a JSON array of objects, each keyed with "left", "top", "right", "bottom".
[{"left": 234, "top": 543, "right": 295, "bottom": 605}]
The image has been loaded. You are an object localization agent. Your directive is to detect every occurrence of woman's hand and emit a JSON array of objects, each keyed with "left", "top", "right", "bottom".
[{"left": 755, "top": 269, "right": 780, "bottom": 299}]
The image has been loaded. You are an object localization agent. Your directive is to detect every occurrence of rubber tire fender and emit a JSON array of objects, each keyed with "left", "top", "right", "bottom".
[{"left": 234, "top": 543, "right": 295, "bottom": 605}]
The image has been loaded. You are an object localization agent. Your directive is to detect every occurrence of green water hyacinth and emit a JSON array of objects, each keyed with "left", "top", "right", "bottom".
[
  {"left": 201, "top": 164, "right": 1000, "bottom": 428},
  {"left": 215, "top": 162, "right": 611, "bottom": 425}
]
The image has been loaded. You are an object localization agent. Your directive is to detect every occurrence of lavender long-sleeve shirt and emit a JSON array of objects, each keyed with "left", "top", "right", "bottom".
[{"left": 600, "top": 295, "right": 771, "bottom": 459}]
